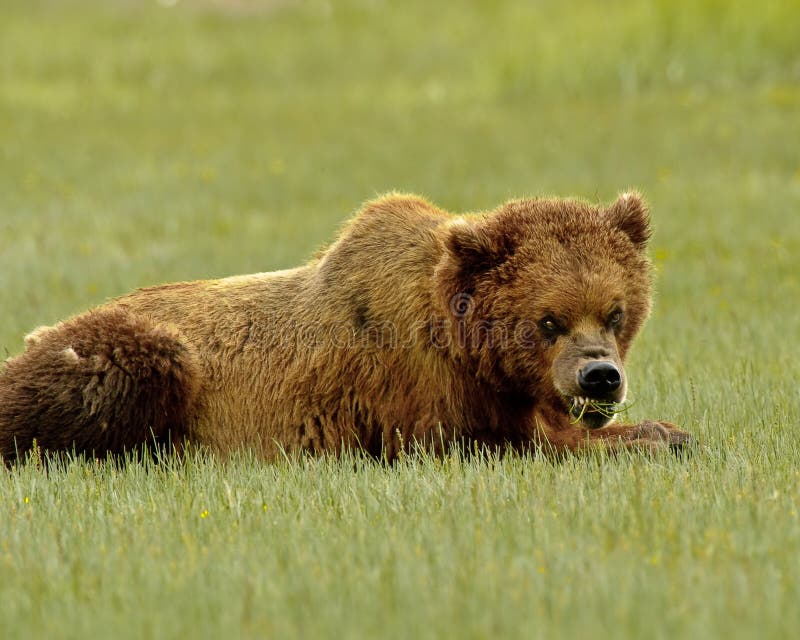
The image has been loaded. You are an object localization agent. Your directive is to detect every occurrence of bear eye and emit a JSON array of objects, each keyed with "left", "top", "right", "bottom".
[
  {"left": 539, "top": 316, "right": 562, "bottom": 335},
  {"left": 607, "top": 309, "right": 624, "bottom": 328}
]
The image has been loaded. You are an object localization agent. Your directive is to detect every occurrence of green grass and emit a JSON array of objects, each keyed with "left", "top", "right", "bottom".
[{"left": 1, "top": 0, "right": 799, "bottom": 638}]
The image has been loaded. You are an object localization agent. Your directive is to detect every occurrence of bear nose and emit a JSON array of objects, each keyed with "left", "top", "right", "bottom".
[{"left": 578, "top": 361, "right": 621, "bottom": 396}]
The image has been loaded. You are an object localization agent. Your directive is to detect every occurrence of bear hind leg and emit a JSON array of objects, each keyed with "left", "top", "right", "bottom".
[{"left": 0, "top": 308, "right": 200, "bottom": 462}]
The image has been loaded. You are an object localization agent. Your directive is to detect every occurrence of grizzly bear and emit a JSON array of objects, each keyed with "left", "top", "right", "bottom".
[{"left": 0, "top": 192, "right": 691, "bottom": 462}]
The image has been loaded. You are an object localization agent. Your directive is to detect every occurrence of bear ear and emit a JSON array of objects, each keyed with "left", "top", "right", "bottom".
[
  {"left": 445, "top": 218, "right": 515, "bottom": 274},
  {"left": 607, "top": 191, "right": 651, "bottom": 249}
]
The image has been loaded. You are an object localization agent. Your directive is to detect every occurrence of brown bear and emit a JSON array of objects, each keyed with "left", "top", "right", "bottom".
[{"left": 0, "top": 192, "right": 691, "bottom": 462}]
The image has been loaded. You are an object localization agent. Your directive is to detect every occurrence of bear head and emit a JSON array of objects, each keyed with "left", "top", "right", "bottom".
[{"left": 435, "top": 192, "right": 652, "bottom": 429}]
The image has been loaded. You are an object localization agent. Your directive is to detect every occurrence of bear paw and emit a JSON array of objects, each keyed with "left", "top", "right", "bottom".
[{"left": 633, "top": 421, "right": 694, "bottom": 451}]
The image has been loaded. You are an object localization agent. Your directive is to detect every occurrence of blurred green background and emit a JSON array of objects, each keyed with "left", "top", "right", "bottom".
[
  {"left": 1, "top": 1, "right": 800, "bottom": 638},
  {"left": 2, "top": 0, "right": 798, "bottom": 350}
]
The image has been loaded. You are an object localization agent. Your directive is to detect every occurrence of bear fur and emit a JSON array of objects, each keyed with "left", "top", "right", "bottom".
[{"left": 0, "top": 193, "right": 691, "bottom": 462}]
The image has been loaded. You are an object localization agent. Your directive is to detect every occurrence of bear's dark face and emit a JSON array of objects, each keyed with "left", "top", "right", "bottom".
[{"left": 437, "top": 193, "right": 652, "bottom": 429}]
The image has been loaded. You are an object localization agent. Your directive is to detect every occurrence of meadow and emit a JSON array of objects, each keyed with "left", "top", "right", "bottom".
[{"left": 1, "top": 0, "right": 800, "bottom": 638}]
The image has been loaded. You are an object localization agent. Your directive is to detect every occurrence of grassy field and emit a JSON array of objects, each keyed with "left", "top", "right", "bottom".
[{"left": 1, "top": 0, "right": 800, "bottom": 638}]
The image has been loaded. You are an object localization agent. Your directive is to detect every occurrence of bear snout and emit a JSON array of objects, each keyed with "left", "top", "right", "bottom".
[{"left": 577, "top": 361, "right": 622, "bottom": 397}]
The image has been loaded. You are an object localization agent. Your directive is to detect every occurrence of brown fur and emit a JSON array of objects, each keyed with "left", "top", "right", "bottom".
[{"left": 0, "top": 193, "right": 691, "bottom": 462}]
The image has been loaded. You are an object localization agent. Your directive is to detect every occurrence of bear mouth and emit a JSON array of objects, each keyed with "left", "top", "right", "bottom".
[{"left": 567, "top": 396, "right": 620, "bottom": 429}]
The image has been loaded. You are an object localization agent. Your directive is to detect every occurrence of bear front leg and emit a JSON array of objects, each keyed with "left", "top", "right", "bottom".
[
  {"left": 591, "top": 421, "right": 693, "bottom": 452},
  {"left": 539, "top": 419, "right": 693, "bottom": 455}
]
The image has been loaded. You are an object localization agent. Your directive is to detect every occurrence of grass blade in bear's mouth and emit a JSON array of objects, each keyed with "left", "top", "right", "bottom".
[{"left": 569, "top": 399, "right": 625, "bottom": 424}]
